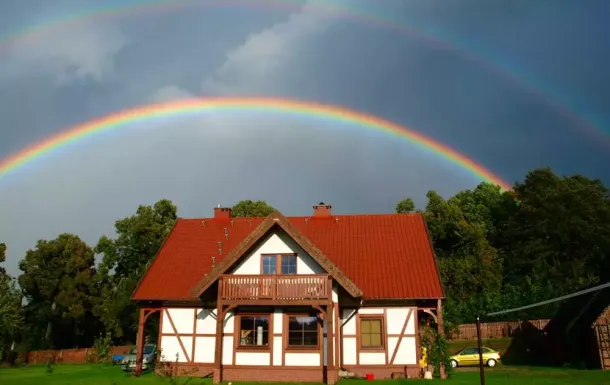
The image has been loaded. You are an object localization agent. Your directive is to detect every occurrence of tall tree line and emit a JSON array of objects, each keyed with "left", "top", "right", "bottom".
[
  {"left": 396, "top": 168, "right": 610, "bottom": 328},
  {"left": 0, "top": 169, "right": 609, "bottom": 352}
]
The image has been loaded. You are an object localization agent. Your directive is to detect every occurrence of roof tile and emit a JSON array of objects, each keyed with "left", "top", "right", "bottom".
[{"left": 132, "top": 213, "right": 444, "bottom": 300}]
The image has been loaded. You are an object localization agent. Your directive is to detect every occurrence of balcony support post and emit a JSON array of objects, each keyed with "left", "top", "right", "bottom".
[
  {"left": 214, "top": 281, "right": 224, "bottom": 384},
  {"left": 326, "top": 277, "right": 336, "bottom": 383}
]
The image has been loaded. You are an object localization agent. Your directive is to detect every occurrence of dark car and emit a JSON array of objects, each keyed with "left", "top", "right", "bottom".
[{"left": 121, "top": 344, "right": 157, "bottom": 371}]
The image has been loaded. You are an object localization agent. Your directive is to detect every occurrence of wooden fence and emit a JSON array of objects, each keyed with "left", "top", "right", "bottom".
[
  {"left": 22, "top": 345, "right": 132, "bottom": 364},
  {"left": 450, "top": 319, "right": 550, "bottom": 340}
]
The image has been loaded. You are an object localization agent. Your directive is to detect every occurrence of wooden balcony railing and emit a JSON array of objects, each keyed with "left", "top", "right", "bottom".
[{"left": 220, "top": 274, "right": 330, "bottom": 301}]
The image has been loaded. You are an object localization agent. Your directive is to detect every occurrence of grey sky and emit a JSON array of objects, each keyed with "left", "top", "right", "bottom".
[{"left": 0, "top": 0, "right": 609, "bottom": 276}]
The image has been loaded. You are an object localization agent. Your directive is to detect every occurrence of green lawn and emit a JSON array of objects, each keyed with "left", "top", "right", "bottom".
[{"left": 1, "top": 364, "right": 609, "bottom": 385}]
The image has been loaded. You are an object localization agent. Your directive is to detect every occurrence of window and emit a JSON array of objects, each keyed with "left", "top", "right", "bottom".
[
  {"left": 281, "top": 255, "right": 297, "bottom": 274},
  {"left": 261, "top": 254, "right": 297, "bottom": 275},
  {"left": 130, "top": 345, "right": 155, "bottom": 355},
  {"left": 460, "top": 348, "right": 479, "bottom": 355},
  {"left": 287, "top": 315, "right": 319, "bottom": 347},
  {"left": 239, "top": 315, "right": 270, "bottom": 347},
  {"left": 360, "top": 317, "right": 384, "bottom": 349},
  {"left": 262, "top": 255, "right": 277, "bottom": 275}
]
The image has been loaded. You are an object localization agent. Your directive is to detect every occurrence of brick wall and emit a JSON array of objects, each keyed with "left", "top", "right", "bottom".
[
  {"left": 222, "top": 367, "right": 324, "bottom": 383},
  {"left": 23, "top": 345, "right": 132, "bottom": 364}
]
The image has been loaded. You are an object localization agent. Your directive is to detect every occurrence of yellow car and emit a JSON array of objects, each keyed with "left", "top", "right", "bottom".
[{"left": 449, "top": 347, "right": 501, "bottom": 368}]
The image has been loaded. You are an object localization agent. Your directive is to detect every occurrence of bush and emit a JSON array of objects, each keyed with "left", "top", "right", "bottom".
[
  {"left": 92, "top": 333, "right": 113, "bottom": 364},
  {"left": 420, "top": 325, "right": 453, "bottom": 378}
]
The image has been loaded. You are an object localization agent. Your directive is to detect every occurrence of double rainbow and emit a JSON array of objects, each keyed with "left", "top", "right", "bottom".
[{"left": 0, "top": 97, "right": 511, "bottom": 190}]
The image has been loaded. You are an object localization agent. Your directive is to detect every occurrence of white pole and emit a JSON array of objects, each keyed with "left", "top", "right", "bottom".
[{"left": 257, "top": 326, "right": 263, "bottom": 345}]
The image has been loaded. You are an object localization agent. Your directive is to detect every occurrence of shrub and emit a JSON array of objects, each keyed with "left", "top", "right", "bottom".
[
  {"left": 92, "top": 333, "right": 113, "bottom": 364},
  {"left": 420, "top": 325, "right": 453, "bottom": 378}
]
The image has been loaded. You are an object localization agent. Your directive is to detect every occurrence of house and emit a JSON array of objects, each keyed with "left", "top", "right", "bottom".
[{"left": 131, "top": 203, "right": 445, "bottom": 383}]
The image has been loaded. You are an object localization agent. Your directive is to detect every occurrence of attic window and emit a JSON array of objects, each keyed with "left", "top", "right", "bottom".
[{"left": 261, "top": 254, "right": 297, "bottom": 275}]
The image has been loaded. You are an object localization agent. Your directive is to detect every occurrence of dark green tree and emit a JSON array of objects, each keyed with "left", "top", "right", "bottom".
[
  {"left": 423, "top": 190, "right": 503, "bottom": 326},
  {"left": 0, "top": 274, "right": 22, "bottom": 360},
  {"left": 94, "top": 199, "right": 177, "bottom": 342},
  {"left": 0, "top": 243, "right": 22, "bottom": 359},
  {"left": 395, "top": 197, "right": 416, "bottom": 214},
  {"left": 0, "top": 242, "right": 6, "bottom": 276},
  {"left": 497, "top": 168, "right": 610, "bottom": 306},
  {"left": 18, "top": 234, "right": 98, "bottom": 349},
  {"left": 448, "top": 182, "right": 507, "bottom": 240},
  {"left": 231, "top": 200, "right": 275, "bottom": 217}
]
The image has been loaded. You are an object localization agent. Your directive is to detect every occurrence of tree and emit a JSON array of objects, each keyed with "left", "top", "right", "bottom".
[
  {"left": 448, "top": 182, "right": 507, "bottom": 239},
  {"left": 421, "top": 189, "right": 503, "bottom": 325},
  {"left": 231, "top": 200, "right": 275, "bottom": 217},
  {"left": 18, "top": 234, "right": 97, "bottom": 349},
  {"left": 0, "top": 242, "right": 6, "bottom": 276},
  {"left": 94, "top": 199, "right": 177, "bottom": 342},
  {"left": 0, "top": 274, "right": 22, "bottom": 360},
  {"left": 498, "top": 168, "right": 610, "bottom": 301},
  {"left": 395, "top": 197, "right": 416, "bottom": 214},
  {"left": 0, "top": 243, "right": 22, "bottom": 359},
  {"left": 400, "top": 171, "right": 610, "bottom": 326}
]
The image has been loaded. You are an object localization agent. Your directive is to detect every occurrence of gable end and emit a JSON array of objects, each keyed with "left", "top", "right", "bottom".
[{"left": 189, "top": 210, "right": 363, "bottom": 299}]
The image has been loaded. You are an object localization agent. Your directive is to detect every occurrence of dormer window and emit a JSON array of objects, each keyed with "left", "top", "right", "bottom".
[{"left": 261, "top": 253, "right": 297, "bottom": 274}]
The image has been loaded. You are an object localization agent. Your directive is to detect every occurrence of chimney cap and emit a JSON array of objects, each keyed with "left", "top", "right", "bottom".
[
  {"left": 312, "top": 202, "right": 332, "bottom": 217},
  {"left": 214, "top": 205, "right": 232, "bottom": 219}
]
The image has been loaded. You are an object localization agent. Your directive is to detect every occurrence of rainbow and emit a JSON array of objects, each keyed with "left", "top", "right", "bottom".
[
  {"left": 0, "top": 0, "right": 604, "bottom": 143},
  {"left": 0, "top": 97, "right": 511, "bottom": 190}
]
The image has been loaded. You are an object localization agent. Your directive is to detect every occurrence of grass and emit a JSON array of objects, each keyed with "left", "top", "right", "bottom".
[
  {"left": 1, "top": 364, "right": 609, "bottom": 385},
  {"left": 0, "top": 364, "right": 183, "bottom": 385},
  {"left": 439, "top": 366, "right": 610, "bottom": 384}
]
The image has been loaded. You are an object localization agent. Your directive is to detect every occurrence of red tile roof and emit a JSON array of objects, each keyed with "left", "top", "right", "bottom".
[{"left": 132, "top": 213, "right": 444, "bottom": 301}]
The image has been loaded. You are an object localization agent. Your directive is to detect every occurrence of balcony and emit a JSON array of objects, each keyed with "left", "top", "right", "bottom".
[{"left": 220, "top": 274, "right": 330, "bottom": 302}]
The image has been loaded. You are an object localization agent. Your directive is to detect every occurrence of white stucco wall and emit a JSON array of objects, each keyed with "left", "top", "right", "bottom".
[
  {"left": 159, "top": 308, "right": 232, "bottom": 364},
  {"left": 160, "top": 307, "right": 332, "bottom": 367},
  {"left": 161, "top": 305, "right": 418, "bottom": 368},
  {"left": 386, "top": 308, "right": 417, "bottom": 365},
  {"left": 285, "top": 352, "right": 320, "bottom": 366},
  {"left": 160, "top": 308, "right": 192, "bottom": 363},
  {"left": 273, "top": 309, "right": 283, "bottom": 366},
  {"left": 332, "top": 285, "right": 339, "bottom": 303},
  {"left": 340, "top": 307, "right": 418, "bottom": 366},
  {"left": 235, "top": 351, "right": 271, "bottom": 365},
  {"left": 222, "top": 310, "right": 235, "bottom": 365},
  {"left": 194, "top": 308, "right": 217, "bottom": 363},
  {"left": 229, "top": 230, "right": 325, "bottom": 275}
]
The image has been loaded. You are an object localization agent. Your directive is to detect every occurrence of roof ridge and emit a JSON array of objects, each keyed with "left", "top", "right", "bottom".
[{"left": 178, "top": 212, "right": 421, "bottom": 221}]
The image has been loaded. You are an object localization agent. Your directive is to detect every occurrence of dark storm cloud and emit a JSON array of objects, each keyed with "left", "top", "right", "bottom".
[{"left": 0, "top": 0, "right": 609, "bottom": 276}]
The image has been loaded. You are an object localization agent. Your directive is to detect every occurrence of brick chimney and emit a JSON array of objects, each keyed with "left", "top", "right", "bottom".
[
  {"left": 313, "top": 202, "right": 332, "bottom": 217},
  {"left": 213, "top": 204, "right": 232, "bottom": 219}
]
